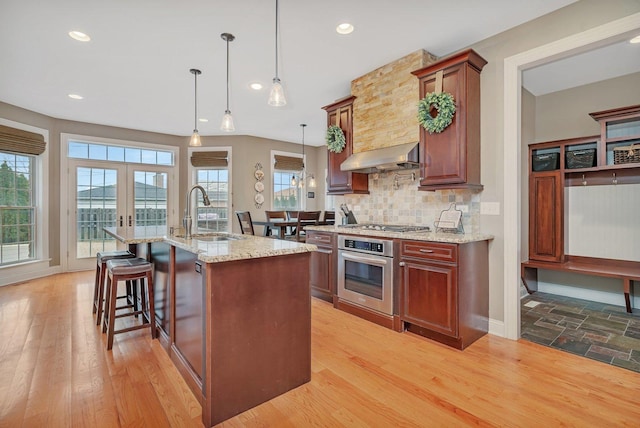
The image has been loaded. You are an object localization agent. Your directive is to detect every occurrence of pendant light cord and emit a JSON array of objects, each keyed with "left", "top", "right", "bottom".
[
  {"left": 301, "top": 123, "right": 306, "bottom": 169},
  {"left": 193, "top": 70, "right": 199, "bottom": 132},
  {"left": 274, "top": 0, "right": 279, "bottom": 79},
  {"left": 226, "top": 37, "right": 230, "bottom": 112}
]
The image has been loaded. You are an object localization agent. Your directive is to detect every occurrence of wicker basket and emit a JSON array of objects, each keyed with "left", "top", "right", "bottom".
[
  {"left": 565, "top": 149, "right": 596, "bottom": 169},
  {"left": 613, "top": 144, "right": 640, "bottom": 165},
  {"left": 532, "top": 153, "right": 559, "bottom": 171}
]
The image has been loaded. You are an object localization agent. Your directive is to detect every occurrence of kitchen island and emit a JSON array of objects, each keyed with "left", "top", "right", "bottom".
[{"left": 104, "top": 226, "right": 317, "bottom": 427}]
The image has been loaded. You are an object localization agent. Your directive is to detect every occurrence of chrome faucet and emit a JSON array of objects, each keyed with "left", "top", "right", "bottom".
[{"left": 182, "top": 185, "right": 211, "bottom": 239}]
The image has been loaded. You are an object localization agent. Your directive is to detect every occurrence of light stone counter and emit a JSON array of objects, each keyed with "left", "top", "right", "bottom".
[
  {"left": 104, "top": 226, "right": 316, "bottom": 263},
  {"left": 304, "top": 224, "right": 493, "bottom": 243}
]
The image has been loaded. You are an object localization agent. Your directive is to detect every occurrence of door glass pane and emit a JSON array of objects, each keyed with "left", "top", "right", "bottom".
[
  {"left": 134, "top": 170, "right": 167, "bottom": 227},
  {"left": 344, "top": 259, "right": 383, "bottom": 299},
  {"left": 76, "top": 167, "right": 118, "bottom": 258}
]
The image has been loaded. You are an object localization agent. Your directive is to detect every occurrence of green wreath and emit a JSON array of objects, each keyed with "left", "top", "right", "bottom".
[
  {"left": 326, "top": 125, "right": 346, "bottom": 153},
  {"left": 418, "top": 92, "right": 456, "bottom": 134}
]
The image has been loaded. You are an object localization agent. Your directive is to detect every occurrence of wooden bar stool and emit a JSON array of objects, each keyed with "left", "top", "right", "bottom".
[
  {"left": 93, "top": 250, "right": 136, "bottom": 326},
  {"left": 102, "top": 258, "right": 156, "bottom": 350}
]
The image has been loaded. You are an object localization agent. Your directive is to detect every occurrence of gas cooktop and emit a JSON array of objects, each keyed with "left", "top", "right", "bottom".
[{"left": 339, "top": 224, "right": 431, "bottom": 233}]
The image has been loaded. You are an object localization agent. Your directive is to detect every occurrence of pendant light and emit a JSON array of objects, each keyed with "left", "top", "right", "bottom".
[
  {"left": 268, "top": 0, "right": 286, "bottom": 106},
  {"left": 291, "top": 123, "right": 306, "bottom": 188},
  {"left": 189, "top": 68, "right": 202, "bottom": 147},
  {"left": 220, "top": 33, "right": 235, "bottom": 132}
]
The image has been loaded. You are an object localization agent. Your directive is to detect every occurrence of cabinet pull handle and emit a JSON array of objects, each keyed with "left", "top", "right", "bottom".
[
  {"left": 399, "top": 262, "right": 406, "bottom": 267},
  {"left": 119, "top": 215, "right": 123, "bottom": 227},
  {"left": 419, "top": 249, "right": 434, "bottom": 253},
  {"left": 128, "top": 215, "right": 133, "bottom": 227}
]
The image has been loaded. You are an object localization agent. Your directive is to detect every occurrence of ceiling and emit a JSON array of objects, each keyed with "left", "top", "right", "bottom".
[
  {"left": 0, "top": 0, "right": 601, "bottom": 147},
  {"left": 523, "top": 38, "right": 640, "bottom": 96}
]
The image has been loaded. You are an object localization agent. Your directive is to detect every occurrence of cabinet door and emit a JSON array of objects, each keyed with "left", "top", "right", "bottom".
[
  {"left": 529, "top": 171, "right": 563, "bottom": 262},
  {"left": 309, "top": 248, "right": 333, "bottom": 300},
  {"left": 174, "top": 247, "right": 205, "bottom": 380},
  {"left": 401, "top": 258, "right": 458, "bottom": 337},
  {"left": 413, "top": 49, "right": 485, "bottom": 191},
  {"left": 307, "top": 232, "right": 335, "bottom": 302},
  {"left": 327, "top": 106, "right": 353, "bottom": 193},
  {"left": 323, "top": 96, "right": 368, "bottom": 195}
]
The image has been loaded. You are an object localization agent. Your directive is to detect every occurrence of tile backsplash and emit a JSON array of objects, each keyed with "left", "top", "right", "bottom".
[{"left": 329, "top": 171, "right": 481, "bottom": 234}]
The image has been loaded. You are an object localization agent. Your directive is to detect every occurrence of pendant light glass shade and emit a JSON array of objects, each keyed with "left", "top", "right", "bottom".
[
  {"left": 268, "top": 78, "right": 286, "bottom": 107},
  {"left": 221, "top": 110, "right": 235, "bottom": 132},
  {"left": 268, "top": 0, "right": 286, "bottom": 106},
  {"left": 190, "top": 132, "right": 201, "bottom": 147},
  {"left": 189, "top": 68, "right": 202, "bottom": 147},
  {"left": 220, "top": 33, "right": 235, "bottom": 132}
]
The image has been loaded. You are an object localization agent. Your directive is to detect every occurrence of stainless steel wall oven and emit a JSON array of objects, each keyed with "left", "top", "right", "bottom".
[{"left": 337, "top": 235, "right": 393, "bottom": 315}]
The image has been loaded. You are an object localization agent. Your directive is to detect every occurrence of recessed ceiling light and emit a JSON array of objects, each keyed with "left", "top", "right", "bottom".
[
  {"left": 249, "top": 82, "right": 263, "bottom": 90},
  {"left": 68, "top": 94, "right": 84, "bottom": 100},
  {"left": 630, "top": 35, "right": 640, "bottom": 44},
  {"left": 198, "top": 118, "right": 209, "bottom": 123},
  {"left": 336, "top": 23, "right": 354, "bottom": 35},
  {"left": 69, "top": 31, "right": 91, "bottom": 42}
]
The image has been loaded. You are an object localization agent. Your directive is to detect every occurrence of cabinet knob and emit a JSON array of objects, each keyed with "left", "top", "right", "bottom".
[{"left": 399, "top": 262, "right": 406, "bottom": 267}]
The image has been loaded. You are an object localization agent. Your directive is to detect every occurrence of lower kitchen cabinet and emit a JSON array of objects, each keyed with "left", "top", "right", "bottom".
[
  {"left": 306, "top": 231, "right": 336, "bottom": 303},
  {"left": 399, "top": 239, "right": 489, "bottom": 350},
  {"left": 174, "top": 247, "right": 205, "bottom": 381}
]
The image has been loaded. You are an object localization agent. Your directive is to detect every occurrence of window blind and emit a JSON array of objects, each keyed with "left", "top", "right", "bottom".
[
  {"left": 190, "top": 150, "right": 228, "bottom": 167},
  {"left": 274, "top": 155, "right": 303, "bottom": 171},
  {"left": 0, "top": 124, "right": 46, "bottom": 155}
]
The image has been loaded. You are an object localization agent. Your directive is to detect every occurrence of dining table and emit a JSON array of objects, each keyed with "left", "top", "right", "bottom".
[
  {"left": 253, "top": 218, "right": 335, "bottom": 240},
  {"left": 252, "top": 219, "right": 299, "bottom": 239}
]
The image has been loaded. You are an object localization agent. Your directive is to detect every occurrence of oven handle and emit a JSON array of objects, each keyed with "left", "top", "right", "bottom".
[{"left": 340, "top": 251, "right": 390, "bottom": 267}]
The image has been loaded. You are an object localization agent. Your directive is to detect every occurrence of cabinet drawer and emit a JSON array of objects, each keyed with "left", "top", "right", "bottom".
[
  {"left": 306, "top": 232, "right": 334, "bottom": 247},
  {"left": 401, "top": 241, "right": 457, "bottom": 263}
]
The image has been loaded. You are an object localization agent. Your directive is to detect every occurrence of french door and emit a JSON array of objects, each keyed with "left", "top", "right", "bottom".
[{"left": 67, "top": 160, "right": 175, "bottom": 271}]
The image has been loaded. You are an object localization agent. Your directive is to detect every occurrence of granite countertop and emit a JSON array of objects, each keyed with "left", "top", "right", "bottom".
[
  {"left": 304, "top": 224, "right": 493, "bottom": 243},
  {"left": 103, "top": 226, "right": 317, "bottom": 263}
]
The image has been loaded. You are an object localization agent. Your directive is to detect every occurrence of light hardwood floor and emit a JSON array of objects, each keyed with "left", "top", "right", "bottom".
[{"left": 1, "top": 271, "right": 639, "bottom": 427}]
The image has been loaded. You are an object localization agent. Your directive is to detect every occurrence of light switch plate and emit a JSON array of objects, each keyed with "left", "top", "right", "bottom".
[{"left": 480, "top": 202, "right": 500, "bottom": 215}]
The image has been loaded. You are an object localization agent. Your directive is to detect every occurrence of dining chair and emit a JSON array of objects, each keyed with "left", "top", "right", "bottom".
[
  {"left": 235, "top": 211, "right": 255, "bottom": 235},
  {"left": 265, "top": 210, "right": 287, "bottom": 237},
  {"left": 286, "top": 211, "right": 299, "bottom": 236},
  {"left": 322, "top": 211, "right": 335, "bottom": 224},
  {"left": 294, "top": 211, "right": 321, "bottom": 242}
]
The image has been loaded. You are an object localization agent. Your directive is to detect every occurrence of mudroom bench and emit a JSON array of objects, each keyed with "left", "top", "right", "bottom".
[{"left": 521, "top": 256, "right": 640, "bottom": 313}]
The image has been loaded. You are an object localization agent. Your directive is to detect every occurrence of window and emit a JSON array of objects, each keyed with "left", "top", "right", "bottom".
[
  {"left": 272, "top": 151, "right": 304, "bottom": 210},
  {"left": 68, "top": 141, "right": 174, "bottom": 165},
  {"left": 273, "top": 171, "right": 302, "bottom": 210},
  {"left": 0, "top": 152, "right": 35, "bottom": 265},
  {"left": 188, "top": 148, "right": 231, "bottom": 233},
  {"left": 195, "top": 169, "right": 230, "bottom": 232}
]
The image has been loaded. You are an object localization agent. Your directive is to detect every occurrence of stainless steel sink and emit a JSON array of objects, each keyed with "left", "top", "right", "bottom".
[{"left": 175, "top": 233, "right": 245, "bottom": 242}]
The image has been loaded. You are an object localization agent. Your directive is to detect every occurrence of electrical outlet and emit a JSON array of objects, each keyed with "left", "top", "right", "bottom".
[
  {"left": 480, "top": 202, "right": 500, "bottom": 215},
  {"left": 458, "top": 204, "right": 469, "bottom": 213}
]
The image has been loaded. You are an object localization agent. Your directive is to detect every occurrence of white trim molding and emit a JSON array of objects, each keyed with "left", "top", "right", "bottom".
[
  {"left": 0, "top": 118, "right": 50, "bottom": 285},
  {"left": 502, "top": 12, "right": 640, "bottom": 340}
]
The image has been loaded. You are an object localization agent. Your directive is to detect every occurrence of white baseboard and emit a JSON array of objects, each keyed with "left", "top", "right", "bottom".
[
  {"left": 537, "top": 282, "right": 640, "bottom": 308},
  {"left": 0, "top": 261, "right": 62, "bottom": 287},
  {"left": 488, "top": 318, "right": 505, "bottom": 337}
]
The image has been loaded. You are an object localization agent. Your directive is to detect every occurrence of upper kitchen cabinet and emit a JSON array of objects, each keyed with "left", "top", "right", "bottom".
[
  {"left": 589, "top": 104, "right": 640, "bottom": 169},
  {"left": 322, "top": 96, "right": 369, "bottom": 195},
  {"left": 412, "top": 49, "right": 487, "bottom": 191}
]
